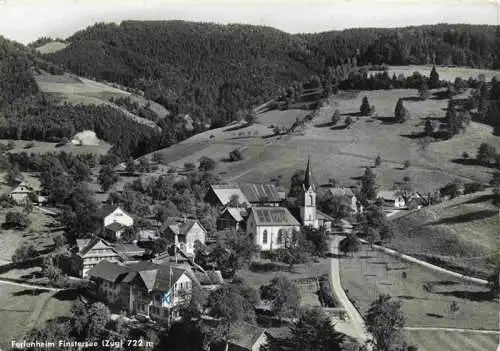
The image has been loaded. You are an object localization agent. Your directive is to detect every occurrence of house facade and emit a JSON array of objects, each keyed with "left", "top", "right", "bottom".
[
  {"left": 246, "top": 207, "right": 301, "bottom": 251},
  {"left": 89, "top": 261, "right": 194, "bottom": 322},
  {"left": 75, "top": 238, "right": 124, "bottom": 278},
  {"left": 377, "top": 190, "right": 406, "bottom": 208},
  {"left": 9, "top": 180, "right": 40, "bottom": 204},
  {"left": 165, "top": 219, "right": 207, "bottom": 256},
  {"left": 217, "top": 207, "right": 247, "bottom": 231},
  {"left": 104, "top": 207, "right": 134, "bottom": 240}
]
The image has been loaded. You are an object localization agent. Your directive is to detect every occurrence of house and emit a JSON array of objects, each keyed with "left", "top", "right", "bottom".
[
  {"left": 246, "top": 207, "right": 301, "bottom": 251},
  {"left": 320, "top": 187, "right": 361, "bottom": 213},
  {"left": 9, "top": 180, "right": 41, "bottom": 204},
  {"left": 227, "top": 322, "right": 268, "bottom": 351},
  {"left": 89, "top": 260, "right": 194, "bottom": 322},
  {"left": 377, "top": 190, "right": 406, "bottom": 208},
  {"left": 204, "top": 183, "right": 281, "bottom": 207},
  {"left": 217, "top": 207, "right": 247, "bottom": 231},
  {"left": 103, "top": 207, "right": 134, "bottom": 240},
  {"left": 204, "top": 185, "right": 249, "bottom": 207},
  {"left": 113, "top": 243, "right": 146, "bottom": 259},
  {"left": 164, "top": 218, "right": 207, "bottom": 256},
  {"left": 74, "top": 237, "right": 125, "bottom": 278}
]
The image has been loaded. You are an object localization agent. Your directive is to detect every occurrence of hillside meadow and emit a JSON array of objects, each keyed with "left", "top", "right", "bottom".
[
  {"left": 381, "top": 65, "right": 500, "bottom": 82},
  {"left": 149, "top": 87, "right": 500, "bottom": 195}
]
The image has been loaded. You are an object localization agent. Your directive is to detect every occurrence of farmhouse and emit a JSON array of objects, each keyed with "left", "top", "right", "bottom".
[
  {"left": 9, "top": 180, "right": 42, "bottom": 204},
  {"left": 164, "top": 218, "right": 207, "bottom": 256},
  {"left": 217, "top": 207, "right": 248, "bottom": 231},
  {"left": 320, "top": 186, "right": 361, "bottom": 214},
  {"left": 246, "top": 207, "right": 301, "bottom": 251},
  {"left": 376, "top": 190, "right": 406, "bottom": 208},
  {"left": 103, "top": 207, "right": 134, "bottom": 240},
  {"left": 88, "top": 260, "right": 194, "bottom": 321},
  {"left": 74, "top": 237, "right": 125, "bottom": 278},
  {"left": 204, "top": 183, "right": 281, "bottom": 207}
]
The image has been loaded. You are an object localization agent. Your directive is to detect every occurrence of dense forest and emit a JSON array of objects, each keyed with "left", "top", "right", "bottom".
[
  {"left": 45, "top": 22, "right": 499, "bottom": 127},
  {"left": 1, "top": 23, "right": 500, "bottom": 158}
]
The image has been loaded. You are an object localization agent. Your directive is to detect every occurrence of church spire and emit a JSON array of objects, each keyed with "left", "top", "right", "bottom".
[{"left": 304, "top": 156, "right": 313, "bottom": 190}]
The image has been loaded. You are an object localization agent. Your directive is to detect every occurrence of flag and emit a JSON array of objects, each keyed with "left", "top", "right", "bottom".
[{"left": 163, "top": 292, "right": 171, "bottom": 306}]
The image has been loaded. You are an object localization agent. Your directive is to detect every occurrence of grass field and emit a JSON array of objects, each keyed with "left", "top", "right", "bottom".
[
  {"left": 241, "top": 259, "right": 331, "bottom": 308},
  {"left": 147, "top": 83, "right": 500, "bottom": 194},
  {"left": 339, "top": 244, "right": 499, "bottom": 331},
  {"left": 257, "top": 109, "right": 311, "bottom": 128},
  {"left": 2, "top": 139, "right": 111, "bottom": 156},
  {"left": 0, "top": 285, "right": 76, "bottom": 349},
  {"left": 35, "top": 41, "right": 67, "bottom": 54},
  {"left": 390, "top": 190, "right": 499, "bottom": 277},
  {"left": 382, "top": 65, "right": 500, "bottom": 82},
  {"left": 404, "top": 330, "right": 499, "bottom": 351},
  {"left": 0, "top": 205, "right": 64, "bottom": 266}
]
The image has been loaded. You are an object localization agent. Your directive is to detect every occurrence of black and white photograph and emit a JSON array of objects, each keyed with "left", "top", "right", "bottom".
[{"left": 0, "top": 0, "right": 499, "bottom": 350}]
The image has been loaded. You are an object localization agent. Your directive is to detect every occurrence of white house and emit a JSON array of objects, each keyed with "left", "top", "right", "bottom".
[
  {"left": 75, "top": 237, "right": 124, "bottom": 278},
  {"left": 104, "top": 207, "right": 134, "bottom": 240},
  {"left": 165, "top": 219, "right": 207, "bottom": 256},
  {"left": 9, "top": 180, "right": 41, "bottom": 204},
  {"left": 377, "top": 190, "right": 406, "bottom": 208},
  {"left": 246, "top": 207, "right": 301, "bottom": 251}
]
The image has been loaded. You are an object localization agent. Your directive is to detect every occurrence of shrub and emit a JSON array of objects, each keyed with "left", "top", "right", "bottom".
[
  {"left": 184, "top": 162, "right": 196, "bottom": 171},
  {"left": 0, "top": 194, "right": 16, "bottom": 208},
  {"left": 228, "top": 149, "right": 243, "bottom": 162},
  {"left": 6, "top": 140, "right": 15, "bottom": 150},
  {"left": 24, "top": 141, "right": 35, "bottom": 149},
  {"left": 12, "top": 244, "right": 37, "bottom": 263},
  {"left": 198, "top": 156, "right": 217, "bottom": 171},
  {"left": 463, "top": 182, "right": 484, "bottom": 194},
  {"left": 318, "top": 274, "right": 337, "bottom": 307},
  {"left": 403, "top": 160, "right": 411, "bottom": 168},
  {"left": 3, "top": 211, "right": 31, "bottom": 230},
  {"left": 462, "top": 152, "right": 469, "bottom": 159},
  {"left": 374, "top": 155, "right": 382, "bottom": 167}
]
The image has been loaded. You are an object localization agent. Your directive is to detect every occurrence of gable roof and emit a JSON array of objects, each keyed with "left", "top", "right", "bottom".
[
  {"left": 11, "top": 181, "right": 35, "bottom": 194},
  {"left": 78, "top": 237, "right": 117, "bottom": 256},
  {"left": 209, "top": 185, "right": 249, "bottom": 206},
  {"left": 222, "top": 207, "right": 247, "bottom": 222},
  {"left": 120, "top": 261, "right": 188, "bottom": 292},
  {"left": 105, "top": 221, "right": 127, "bottom": 232},
  {"left": 377, "top": 190, "right": 404, "bottom": 201},
  {"left": 105, "top": 207, "right": 133, "bottom": 220},
  {"left": 113, "top": 243, "right": 145, "bottom": 257},
  {"left": 239, "top": 183, "right": 280, "bottom": 203},
  {"left": 88, "top": 260, "right": 131, "bottom": 282},
  {"left": 249, "top": 207, "right": 301, "bottom": 226},
  {"left": 168, "top": 219, "right": 206, "bottom": 236},
  {"left": 324, "top": 187, "right": 355, "bottom": 198},
  {"left": 316, "top": 209, "right": 334, "bottom": 221},
  {"left": 152, "top": 265, "right": 187, "bottom": 292},
  {"left": 228, "top": 322, "right": 266, "bottom": 350}
]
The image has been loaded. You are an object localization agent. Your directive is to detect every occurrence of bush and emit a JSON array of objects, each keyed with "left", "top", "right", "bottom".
[
  {"left": 6, "top": 140, "right": 15, "bottom": 150},
  {"left": 198, "top": 156, "right": 217, "bottom": 171},
  {"left": 12, "top": 244, "right": 37, "bottom": 263},
  {"left": 403, "top": 160, "right": 411, "bottom": 168},
  {"left": 3, "top": 211, "right": 31, "bottom": 230},
  {"left": 184, "top": 162, "right": 196, "bottom": 171},
  {"left": 318, "top": 274, "right": 337, "bottom": 307},
  {"left": 24, "top": 141, "right": 35, "bottom": 149},
  {"left": 463, "top": 182, "right": 484, "bottom": 194},
  {"left": 228, "top": 149, "right": 244, "bottom": 162},
  {"left": 0, "top": 194, "right": 16, "bottom": 208}
]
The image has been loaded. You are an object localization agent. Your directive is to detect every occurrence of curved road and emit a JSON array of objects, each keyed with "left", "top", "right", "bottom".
[{"left": 329, "top": 235, "right": 372, "bottom": 348}]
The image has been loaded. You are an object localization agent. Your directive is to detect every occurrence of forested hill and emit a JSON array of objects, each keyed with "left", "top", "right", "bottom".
[
  {"left": 45, "top": 21, "right": 499, "bottom": 127},
  {"left": 46, "top": 21, "right": 320, "bottom": 127}
]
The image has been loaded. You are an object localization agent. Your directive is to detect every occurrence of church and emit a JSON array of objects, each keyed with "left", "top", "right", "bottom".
[{"left": 245, "top": 158, "right": 333, "bottom": 251}]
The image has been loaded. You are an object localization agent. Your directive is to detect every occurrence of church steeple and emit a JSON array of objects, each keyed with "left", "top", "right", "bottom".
[{"left": 303, "top": 156, "right": 313, "bottom": 190}]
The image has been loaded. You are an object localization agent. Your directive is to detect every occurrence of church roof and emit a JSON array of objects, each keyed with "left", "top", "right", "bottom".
[{"left": 249, "top": 207, "right": 300, "bottom": 226}]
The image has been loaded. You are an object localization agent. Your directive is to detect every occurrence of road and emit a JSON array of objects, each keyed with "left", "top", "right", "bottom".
[
  {"left": 329, "top": 235, "right": 372, "bottom": 348},
  {"left": 0, "top": 277, "right": 62, "bottom": 292}
]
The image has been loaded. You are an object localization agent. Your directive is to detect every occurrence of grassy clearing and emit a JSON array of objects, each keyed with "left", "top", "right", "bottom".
[
  {"left": 0, "top": 285, "right": 76, "bottom": 349},
  {"left": 150, "top": 87, "right": 499, "bottom": 195},
  {"left": 35, "top": 41, "right": 67, "bottom": 54},
  {"left": 339, "top": 244, "right": 499, "bottom": 331},
  {"left": 0, "top": 206, "right": 63, "bottom": 266},
  {"left": 404, "top": 330, "right": 500, "bottom": 351},
  {"left": 241, "top": 259, "right": 330, "bottom": 308},
  {"left": 257, "top": 109, "right": 311, "bottom": 128},
  {"left": 390, "top": 191, "right": 499, "bottom": 277},
  {"left": 2, "top": 139, "right": 111, "bottom": 157},
  {"left": 384, "top": 65, "right": 500, "bottom": 82}
]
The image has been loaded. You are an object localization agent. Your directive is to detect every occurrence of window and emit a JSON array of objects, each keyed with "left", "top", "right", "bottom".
[
  {"left": 277, "top": 230, "right": 284, "bottom": 244},
  {"left": 262, "top": 230, "right": 268, "bottom": 244}
]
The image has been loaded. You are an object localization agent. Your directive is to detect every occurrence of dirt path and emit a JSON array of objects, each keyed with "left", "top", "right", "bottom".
[
  {"left": 404, "top": 327, "right": 500, "bottom": 334},
  {"left": 0, "top": 278, "right": 62, "bottom": 292}
]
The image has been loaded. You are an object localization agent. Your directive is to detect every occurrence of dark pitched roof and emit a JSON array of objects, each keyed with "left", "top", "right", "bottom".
[
  {"left": 113, "top": 243, "right": 145, "bottom": 256},
  {"left": 105, "top": 222, "right": 127, "bottom": 233},
  {"left": 194, "top": 270, "right": 224, "bottom": 285},
  {"left": 88, "top": 261, "right": 131, "bottom": 282},
  {"left": 303, "top": 157, "right": 313, "bottom": 190},
  {"left": 167, "top": 219, "right": 206, "bottom": 236},
  {"left": 228, "top": 322, "right": 266, "bottom": 350},
  {"left": 249, "top": 207, "right": 301, "bottom": 226},
  {"left": 239, "top": 183, "right": 280, "bottom": 203},
  {"left": 316, "top": 209, "right": 334, "bottom": 221},
  {"left": 152, "top": 265, "right": 187, "bottom": 291},
  {"left": 120, "top": 261, "right": 188, "bottom": 292}
]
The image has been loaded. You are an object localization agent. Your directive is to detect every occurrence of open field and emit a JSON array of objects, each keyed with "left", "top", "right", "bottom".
[
  {"left": 149, "top": 87, "right": 500, "bottom": 195},
  {"left": 339, "top": 244, "right": 499, "bottom": 331},
  {"left": 2, "top": 139, "right": 111, "bottom": 156},
  {"left": 241, "top": 259, "right": 331, "bottom": 308},
  {"left": 404, "top": 330, "right": 499, "bottom": 351},
  {"left": 34, "top": 71, "right": 164, "bottom": 129},
  {"left": 390, "top": 191, "right": 499, "bottom": 277},
  {"left": 381, "top": 65, "right": 500, "bottom": 82},
  {"left": 257, "top": 109, "right": 311, "bottom": 128},
  {"left": 0, "top": 285, "right": 76, "bottom": 349},
  {"left": 0, "top": 205, "right": 64, "bottom": 266},
  {"left": 35, "top": 41, "right": 67, "bottom": 54}
]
